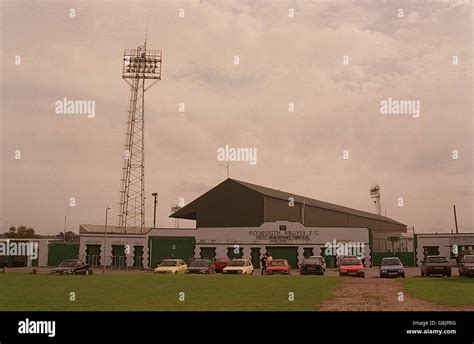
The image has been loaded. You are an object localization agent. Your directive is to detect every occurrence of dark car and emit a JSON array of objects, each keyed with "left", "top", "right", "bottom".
[
  {"left": 51, "top": 259, "right": 90, "bottom": 275},
  {"left": 214, "top": 257, "right": 230, "bottom": 273},
  {"left": 459, "top": 255, "right": 474, "bottom": 277},
  {"left": 380, "top": 257, "right": 405, "bottom": 278},
  {"left": 421, "top": 256, "right": 451, "bottom": 277},
  {"left": 186, "top": 259, "right": 215, "bottom": 274},
  {"left": 300, "top": 258, "right": 324, "bottom": 275}
]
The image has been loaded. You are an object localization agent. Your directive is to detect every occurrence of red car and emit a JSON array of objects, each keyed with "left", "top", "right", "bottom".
[
  {"left": 339, "top": 257, "right": 365, "bottom": 278},
  {"left": 267, "top": 259, "right": 291, "bottom": 275},
  {"left": 214, "top": 257, "right": 230, "bottom": 273}
]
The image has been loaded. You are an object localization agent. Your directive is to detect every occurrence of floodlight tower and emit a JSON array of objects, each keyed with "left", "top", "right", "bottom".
[
  {"left": 118, "top": 41, "right": 162, "bottom": 233},
  {"left": 370, "top": 184, "right": 382, "bottom": 215}
]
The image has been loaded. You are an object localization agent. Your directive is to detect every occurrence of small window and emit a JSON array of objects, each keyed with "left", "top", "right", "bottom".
[{"left": 279, "top": 225, "right": 286, "bottom": 231}]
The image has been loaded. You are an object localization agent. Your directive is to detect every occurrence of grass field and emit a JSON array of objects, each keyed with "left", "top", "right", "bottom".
[
  {"left": 0, "top": 273, "right": 341, "bottom": 311},
  {"left": 401, "top": 277, "right": 474, "bottom": 307}
]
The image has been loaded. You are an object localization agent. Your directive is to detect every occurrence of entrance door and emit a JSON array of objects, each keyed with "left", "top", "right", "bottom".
[
  {"left": 227, "top": 247, "right": 243, "bottom": 259},
  {"left": 303, "top": 247, "right": 314, "bottom": 259},
  {"left": 251, "top": 248, "right": 261, "bottom": 268},
  {"left": 265, "top": 247, "right": 298, "bottom": 269},
  {"left": 86, "top": 244, "right": 101, "bottom": 267},
  {"left": 133, "top": 246, "right": 144, "bottom": 268},
  {"left": 200, "top": 247, "right": 216, "bottom": 259},
  {"left": 112, "top": 245, "right": 126, "bottom": 268},
  {"left": 149, "top": 237, "right": 195, "bottom": 268}
]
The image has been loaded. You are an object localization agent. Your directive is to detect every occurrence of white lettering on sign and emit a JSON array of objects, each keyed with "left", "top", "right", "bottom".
[{"left": 248, "top": 230, "right": 318, "bottom": 243}]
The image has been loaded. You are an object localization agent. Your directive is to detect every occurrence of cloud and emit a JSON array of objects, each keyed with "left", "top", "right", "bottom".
[{"left": 0, "top": 1, "right": 471, "bottom": 234}]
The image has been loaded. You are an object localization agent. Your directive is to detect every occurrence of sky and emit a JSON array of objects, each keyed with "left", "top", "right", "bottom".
[{"left": 0, "top": 0, "right": 472, "bottom": 235}]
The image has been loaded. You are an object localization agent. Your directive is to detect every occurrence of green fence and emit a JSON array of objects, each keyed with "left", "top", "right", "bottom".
[
  {"left": 47, "top": 243, "right": 80, "bottom": 267},
  {"left": 372, "top": 252, "right": 415, "bottom": 267}
]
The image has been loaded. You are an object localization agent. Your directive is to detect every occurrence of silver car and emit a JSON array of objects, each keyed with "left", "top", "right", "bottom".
[{"left": 380, "top": 257, "right": 405, "bottom": 278}]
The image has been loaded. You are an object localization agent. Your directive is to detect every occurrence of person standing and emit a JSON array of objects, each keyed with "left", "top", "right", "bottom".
[
  {"left": 266, "top": 252, "right": 273, "bottom": 268},
  {"left": 260, "top": 253, "right": 267, "bottom": 275}
]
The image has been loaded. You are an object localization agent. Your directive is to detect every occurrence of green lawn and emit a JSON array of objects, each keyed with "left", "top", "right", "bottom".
[
  {"left": 401, "top": 277, "right": 474, "bottom": 307},
  {"left": 0, "top": 273, "right": 341, "bottom": 311}
]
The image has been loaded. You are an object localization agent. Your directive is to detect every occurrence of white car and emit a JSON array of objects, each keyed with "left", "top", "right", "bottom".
[
  {"left": 310, "top": 256, "right": 327, "bottom": 271},
  {"left": 222, "top": 259, "right": 254, "bottom": 275}
]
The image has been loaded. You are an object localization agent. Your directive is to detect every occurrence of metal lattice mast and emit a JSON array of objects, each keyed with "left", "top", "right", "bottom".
[{"left": 118, "top": 43, "right": 162, "bottom": 233}]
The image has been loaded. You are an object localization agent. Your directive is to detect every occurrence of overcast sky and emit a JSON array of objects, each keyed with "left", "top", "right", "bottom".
[{"left": 1, "top": 0, "right": 472, "bottom": 235}]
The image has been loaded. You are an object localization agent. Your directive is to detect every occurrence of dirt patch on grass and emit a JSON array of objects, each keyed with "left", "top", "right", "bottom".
[{"left": 319, "top": 278, "right": 474, "bottom": 311}]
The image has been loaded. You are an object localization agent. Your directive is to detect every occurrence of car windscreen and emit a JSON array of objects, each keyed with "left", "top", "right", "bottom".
[
  {"left": 59, "top": 261, "right": 77, "bottom": 267},
  {"left": 228, "top": 261, "right": 245, "bottom": 266},
  {"left": 160, "top": 261, "right": 177, "bottom": 267},
  {"left": 382, "top": 259, "right": 401, "bottom": 266},
  {"left": 427, "top": 257, "right": 448, "bottom": 263},
  {"left": 269, "top": 260, "right": 287, "bottom": 266},
  {"left": 303, "top": 259, "right": 321, "bottom": 265},
  {"left": 190, "top": 260, "right": 209, "bottom": 267},
  {"left": 341, "top": 259, "right": 361, "bottom": 266},
  {"left": 463, "top": 256, "right": 474, "bottom": 263}
]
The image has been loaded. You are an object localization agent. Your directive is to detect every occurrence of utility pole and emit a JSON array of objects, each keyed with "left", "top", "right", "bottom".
[
  {"left": 103, "top": 206, "right": 111, "bottom": 275},
  {"left": 152, "top": 193, "right": 158, "bottom": 228},
  {"left": 453, "top": 205, "right": 459, "bottom": 234},
  {"left": 63, "top": 216, "right": 67, "bottom": 244},
  {"left": 219, "top": 162, "right": 229, "bottom": 178}
]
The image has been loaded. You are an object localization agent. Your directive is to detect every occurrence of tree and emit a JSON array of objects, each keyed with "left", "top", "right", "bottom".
[
  {"left": 56, "top": 231, "right": 77, "bottom": 241},
  {"left": 4, "top": 225, "right": 36, "bottom": 238}
]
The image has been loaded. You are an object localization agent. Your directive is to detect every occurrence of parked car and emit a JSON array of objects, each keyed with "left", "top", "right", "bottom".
[
  {"left": 266, "top": 259, "right": 291, "bottom": 275},
  {"left": 336, "top": 255, "right": 358, "bottom": 268},
  {"left": 339, "top": 257, "right": 365, "bottom": 278},
  {"left": 421, "top": 256, "right": 451, "bottom": 277},
  {"left": 186, "top": 259, "right": 215, "bottom": 274},
  {"left": 214, "top": 257, "right": 230, "bottom": 273},
  {"left": 51, "top": 259, "right": 90, "bottom": 275},
  {"left": 456, "top": 249, "right": 474, "bottom": 267},
  {"left": 154, "top": 259, "right": 187, "bottom": 274},
  {"left": 222, "top": 259, "right": 254, "bottom": 275},
  {"left": 379, "top": 257, "right": 405, "bottom": 278},
  {"left": 300, "top": 257, "right": 325, "bottom": 275},
  {"left": 459, "top": 254, "right": 474, "bottom": 277},
  {"left": 310, "top": 256, "right": 326, "bottom": 271}
]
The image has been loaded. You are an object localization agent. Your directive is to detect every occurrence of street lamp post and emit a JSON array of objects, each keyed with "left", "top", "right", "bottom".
[
  {"left": 152, "top": 193, "right": 158, "bottom": 228},
  {"left": 103, "top": 206, "right": 111, "bottom": 275}
]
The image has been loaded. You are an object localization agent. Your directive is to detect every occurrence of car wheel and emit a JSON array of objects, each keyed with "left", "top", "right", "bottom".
[
  {"left": 401, "top": 274, "right": 405, "bottom": 278},
  {"left": 446, "top": 272, "right": 451, "bottom": 278},
  {"left": 362, "top": 274, "right": 365, "bottom": 278}
]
